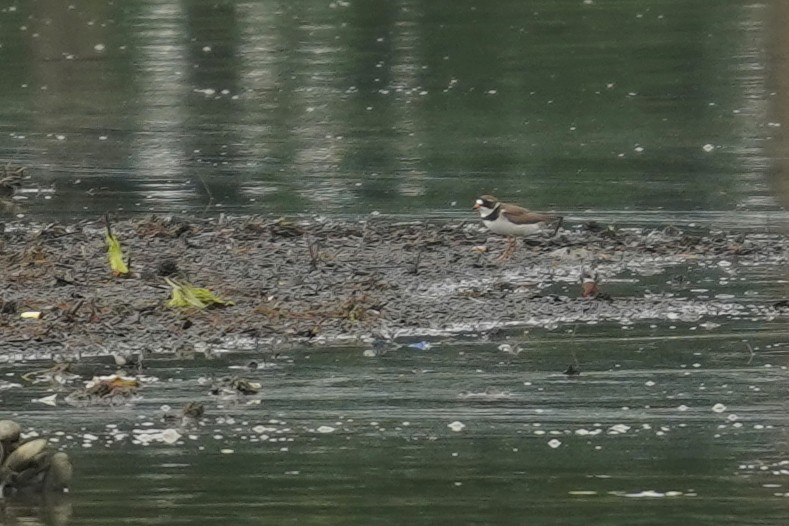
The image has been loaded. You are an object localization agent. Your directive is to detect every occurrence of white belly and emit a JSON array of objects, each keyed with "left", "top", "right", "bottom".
[{"left": 483, "top": 217, "right": 543, "bottom": 237}]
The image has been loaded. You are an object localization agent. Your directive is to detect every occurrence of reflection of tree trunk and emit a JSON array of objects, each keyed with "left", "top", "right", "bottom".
[
  {"left": 767, "top": 2, "right": 789, "bottom": 302},
  {"left": 30, "top": 0, "right": 115, "bottom": 180},
  {"left": 183, "top": 2, "right": 243, "bottom": 206},
  {"left": 767, "top": 1, "right": 789, "bottom": 209},
  {"left": 28, "top": 0, "right": 136, "bottom": 212}
]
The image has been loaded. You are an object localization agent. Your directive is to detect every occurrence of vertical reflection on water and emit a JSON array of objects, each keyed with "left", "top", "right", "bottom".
[
  {"left": 183, "top": 2, "right": 249, "bottom": 208},
  {"left": 0, "top": 2, "right": 786, "bottom": 220},
  {"left": 389, "top": 2, "right": 428, "bottom": 201},
  {"left": 235, "top": 1, "right": 280, "bottom": 207},
  {"left": 235, "top": 1, "right": 440, "bottom": 212},
  {"left": 766, "top": 0, "right": 789, "bottom": 212},
  {"left": 731, "top": 3, "right": 774, "bottom": 211},
  {"left": 288, "top": 3, "right": 352, "bottom": 210},
  {"left": 131, "top": 3, "right": 190, "bottom": 208},
  {"left": 237, "top": 3, "right": 352, "bottom": 211},
  {"left": 28, "top": 0, "right": 125, "bottom": 201}
]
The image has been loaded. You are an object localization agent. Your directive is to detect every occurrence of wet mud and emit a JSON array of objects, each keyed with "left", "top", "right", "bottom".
[{"left": 0, "top": 215, "right": 786, "bottom": 360}]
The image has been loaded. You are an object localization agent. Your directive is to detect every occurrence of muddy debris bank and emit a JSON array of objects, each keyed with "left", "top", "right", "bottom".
[{"left": 0, "top": 215, "right": 787, "bottom": 358}]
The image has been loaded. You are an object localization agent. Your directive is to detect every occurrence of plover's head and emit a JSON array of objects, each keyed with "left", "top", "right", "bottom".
[{"left": 473, "top": 195, "right": 499, "bottom": 213}]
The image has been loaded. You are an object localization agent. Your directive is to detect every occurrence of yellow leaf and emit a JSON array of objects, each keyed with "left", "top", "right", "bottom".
[
  {"left": 105, "top": 233, "right": 129, "bottom": 276},
  {"left": 165, "top": 278, "right": 233, "bottom": 309}
]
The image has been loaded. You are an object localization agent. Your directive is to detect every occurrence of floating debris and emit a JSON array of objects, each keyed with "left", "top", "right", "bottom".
[
  {"left": 132, "top": 428, "right": 182, "bottom": 446},
  {"left": 447, "top": 421, "right": 466, "bottom": 432},
  {"left": 32, "top": 394, "right": 57, "bottom": 407},
  {"left": 181, "top": 401, "right": 205, "bottom": 419},
  {"left": 160, "top": 429, "right": 181, "bottom": 445},
  {"left": 497, "top": 343, "right": 523, "bottom": 355},
  {"left": 458, "top": 387, "right": 511, "bottom": 399},
  {"left": 113, "top": 350, "right": 145, "bottom": 371},
  {"left": 227, "top": 360, "right": 267, "bottom": 371},
  {"left": 209, "top": 377, "right": 261, "bottom": 396},
  {"left": 608, "top": 424, "right": 631, "bottom": 435},
  {"left": 65, "top": 374, "right": 140, "bottom": 406},
  {"left": 621, "top": 490, "right": 686, "bottom": 498},
  {"left": 0, "top": 165, "right": 25, "bottom": 197},
  {"left": 163, "top": 402, "right": 205, "bottom": 427},
  {"left": 22, "top": 363, "right": 80, "bottom": 386}
]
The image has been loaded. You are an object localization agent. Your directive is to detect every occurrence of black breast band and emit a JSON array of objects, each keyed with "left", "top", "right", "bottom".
[{"left": 481, "top": 204, "right": 501, "bottom": 221}]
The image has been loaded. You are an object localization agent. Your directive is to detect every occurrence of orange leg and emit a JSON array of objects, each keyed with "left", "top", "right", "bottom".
[{"left": 496, "top": 237, "right": 518, "bottom": 261}]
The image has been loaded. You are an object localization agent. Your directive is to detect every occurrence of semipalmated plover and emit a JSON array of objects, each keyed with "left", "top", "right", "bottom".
[
  {"left": 473, "top": 195, "right": 562, "bottom": 258},
  {"left": 580, "top": 270, "right": 611, "bottom": 301},
  {"left": 580, "top": 271, "right": 599, "bottom": 298}
]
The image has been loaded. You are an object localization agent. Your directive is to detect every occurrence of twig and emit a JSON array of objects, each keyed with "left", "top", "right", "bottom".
[
  {"left": 744, "top": 341, "right": 755, "bottom": 365},
  {"left": 104, "top": 213, "right": 113, "bottom": 237},
  {"left": 67, "top": 299, "right": 84, "bottom": 320},
  {"left": 410, "top": 222, "right": 429, "bottom": 275},
  {"left": 359, "top": 219, "right": 369, "bottom": 249},
  {"left": 410, "top": 248, "right": 422, "bottom": 275},
  {"left": 306, "top": 235, "right": 320, "bottom": 271},
  {"left": 195, "top": 172, "right": 215, "bottom": 216},
  {"left": 570, "top": 324, "right": 580, "bottom": 367}
]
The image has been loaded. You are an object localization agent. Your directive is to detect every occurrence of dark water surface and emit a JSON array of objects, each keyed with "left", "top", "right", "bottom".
[
  {"left": 0, "top": 0, "right": 787, "bottom": 220},
  {"left": 1, "top": 1, "right": 789, "bottom": 525},
  {"left": 3, "top": 326, "right": 789, "bottom": 525}
]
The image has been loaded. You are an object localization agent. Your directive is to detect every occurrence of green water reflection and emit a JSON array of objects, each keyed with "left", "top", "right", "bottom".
[{"left": 0, "top": 1, "right": 783, "bottom": 217}]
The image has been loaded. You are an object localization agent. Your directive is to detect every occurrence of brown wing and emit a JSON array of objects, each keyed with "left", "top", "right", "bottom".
[{"left": 500, "top": 203, "right": 554, "bottom": 225}]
